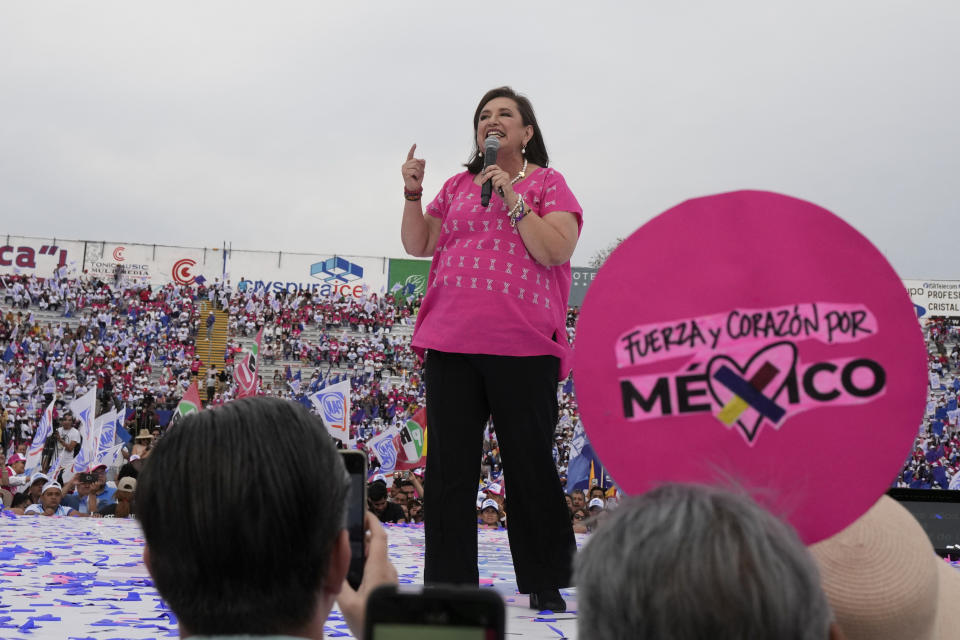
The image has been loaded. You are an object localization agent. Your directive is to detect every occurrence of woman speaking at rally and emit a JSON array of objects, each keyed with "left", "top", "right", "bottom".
[{"left": 400, "top": 87, "right": 581, "bottom": 612}]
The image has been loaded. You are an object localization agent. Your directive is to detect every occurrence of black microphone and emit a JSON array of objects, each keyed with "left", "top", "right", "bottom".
[{"left": 480, "top": 135, "right": 500, "bottom": 207}]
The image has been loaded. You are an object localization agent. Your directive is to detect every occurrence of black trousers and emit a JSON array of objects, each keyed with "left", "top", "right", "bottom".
[{"left": 423, "top": 350, "right": 576, "bottom": 593}]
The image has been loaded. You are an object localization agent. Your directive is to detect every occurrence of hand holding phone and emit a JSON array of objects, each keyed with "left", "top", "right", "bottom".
[
  {"left": 340, "top": 450, "right": 368, "bottom": 590},
  {"left": 336, "top": 512, "right": 399, "bottom": 638}
]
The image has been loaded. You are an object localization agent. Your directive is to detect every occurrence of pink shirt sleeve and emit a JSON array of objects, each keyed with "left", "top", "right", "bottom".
[
  {"left": 426, "top": 174, "right": 464, "bottom": 220},
  {"left": 540, "top": 169, "right": 583, "bottom": 233}
]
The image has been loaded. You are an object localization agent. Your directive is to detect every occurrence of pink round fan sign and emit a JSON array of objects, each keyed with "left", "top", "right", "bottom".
[{"left": 573, "top": 190, "right": 927, "bottom": 544}]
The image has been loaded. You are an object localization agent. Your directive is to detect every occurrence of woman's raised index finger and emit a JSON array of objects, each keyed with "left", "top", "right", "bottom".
[{"left": 407, "top": 144, "right": 417, "bottom": 160}]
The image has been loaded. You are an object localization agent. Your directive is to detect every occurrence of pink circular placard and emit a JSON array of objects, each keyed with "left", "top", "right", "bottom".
[{"left": 573, "top": 191, "right": 927, "bottom": 544}]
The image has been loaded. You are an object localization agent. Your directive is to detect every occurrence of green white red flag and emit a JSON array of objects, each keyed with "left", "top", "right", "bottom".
[
  {"left": 235, "top": 328, "right": 263, "bottom": 398},
  {"left": 176, "top": 379, "right": 203, "bottom": 418}
]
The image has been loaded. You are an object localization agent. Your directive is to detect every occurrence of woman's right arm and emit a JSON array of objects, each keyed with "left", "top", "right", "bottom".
[{"left": 400, "top": 144, "right": 442, "bottom": 257}]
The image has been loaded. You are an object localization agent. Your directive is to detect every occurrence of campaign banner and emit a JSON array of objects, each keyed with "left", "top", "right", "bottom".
[
  {"left": 309, "top": 379, "right": 352, "bottom": 444},
  {"left": 574, "top": 190, "right": 927, "bottom": 545},
  {"left": 387, "top": 258, "right": 430, "bottom": 299},
  {"left": 232, "top": 251, "right": 387, "bottom": 298},
  {"left": 0, "top": 236, "right": 85, "bottom": 279},
  {"left": 82, "top": 242, "right": 219, "bottom": 286},
  {"left": 904, "top": 279, "right": 960, "bottom": 319}
]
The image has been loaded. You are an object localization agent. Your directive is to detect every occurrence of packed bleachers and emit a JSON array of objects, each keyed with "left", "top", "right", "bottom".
[
  {"left": 896, "top": 317, "right": 960, "bottom": 489},
  {"left": 3, "top": 272, "right": 958, "bottom": 503}
]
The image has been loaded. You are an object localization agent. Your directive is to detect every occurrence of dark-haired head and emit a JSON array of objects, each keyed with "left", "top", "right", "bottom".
[
  {"left": 465, "top": 86, "right": 549, "bottom": 174},
  {"left": 368, "top": 479, "right": 388, "bottom": 502},
  {"left": 138, "top": 397, "right": 349, "bottom": 636}
]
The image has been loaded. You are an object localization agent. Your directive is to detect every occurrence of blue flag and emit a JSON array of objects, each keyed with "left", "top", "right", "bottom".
[
  {"left": 116, "top": 424, "right": 132, "bottom": 445},
  {"left": 932, "top": 466, "right": 948, "bottom": 489},
  {"left": 288, "top": 370, "right": 302, "bottom": 396},
  {"left": 567, "top": 442, "right": 603, "bottom": 491}
]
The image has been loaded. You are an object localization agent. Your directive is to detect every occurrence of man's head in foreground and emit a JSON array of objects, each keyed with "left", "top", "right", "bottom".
[
  {"left": 574, "top": 483, "right": 843, "bottom": 640},
  {"left": 138, "top": 396, "right": 351, "bottom": 637}
]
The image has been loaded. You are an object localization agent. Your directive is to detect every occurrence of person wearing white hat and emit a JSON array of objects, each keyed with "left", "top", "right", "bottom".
[
  {"left": 587, "top": 497, "right": 605, "bottom": 512},
  {"left": 811, "top": 495, "right": 960, "bottom": 640},
  {"left": 23, "top": 481, "right": 84, "bottom": 517},
  {"left": 478, "top": 499, "right": 503, "bottom": 529}
]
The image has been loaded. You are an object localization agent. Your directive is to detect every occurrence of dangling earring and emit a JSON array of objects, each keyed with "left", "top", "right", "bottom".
[
  {"left": 521, "top": 145, "right": 526, "bottom": 155},
  {"left": 478, "top": 151, "right": 483, "bottom": 158}
]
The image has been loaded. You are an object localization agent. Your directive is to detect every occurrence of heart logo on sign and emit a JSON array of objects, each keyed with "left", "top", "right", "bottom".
[{"left": 705, "top": 342, "right": 798, "bottom": 444}]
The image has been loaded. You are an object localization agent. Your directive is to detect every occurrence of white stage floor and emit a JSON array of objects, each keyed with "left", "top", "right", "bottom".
[{"left": 0, "top": 512, "right": 581, "bottom": 639}]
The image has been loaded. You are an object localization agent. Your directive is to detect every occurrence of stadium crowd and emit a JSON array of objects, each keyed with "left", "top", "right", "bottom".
[
  {"left": 2, "top": 272, "right": 958, "bottom": 522},
  {"left": 896, "top": 316, "right": 960, "bottom": 490}
]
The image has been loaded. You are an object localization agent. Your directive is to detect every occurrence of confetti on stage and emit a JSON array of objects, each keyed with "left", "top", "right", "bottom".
[{"left": 0, "top": 512, "right": 583, "bottom": 639}]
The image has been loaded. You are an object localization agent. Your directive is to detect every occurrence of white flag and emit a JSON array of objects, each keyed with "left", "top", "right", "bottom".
[
  {"left": 308, "top": 379, "right": 352, "bottom": 444},
  {"left": 368, "top": 427, "right": 400, "bottom": 472},
  {"left": 69, "top": 387, "right": 97, "bottom": 473},
  {"left": 24, "top": 397, "right": 56, "bottom": 477}
]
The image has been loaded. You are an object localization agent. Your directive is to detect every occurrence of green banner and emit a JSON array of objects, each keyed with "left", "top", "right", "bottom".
[{"left": 387, "top": 258, "right": 430, "bottom": 299}]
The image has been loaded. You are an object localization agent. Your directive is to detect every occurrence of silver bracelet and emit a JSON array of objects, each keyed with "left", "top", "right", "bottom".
[{"left": 509, "top": 195, "right": 527, "bottom": 228}]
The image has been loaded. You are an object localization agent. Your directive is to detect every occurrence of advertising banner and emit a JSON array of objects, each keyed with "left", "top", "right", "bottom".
[
  {"left": 904, "top": 279, "right": 960, "bottom": 319},
  {"left": 82, "top": 242, "right": 219, "bottom": 286},
  {"left": 232, "top": 251, "right": 388, "bottom": 298},
  {"left": 387, "top": 258, "right": 430, "bottom": 299},
  {"left": 569, "top": 267, "right": 598, "bottom": 307},
  {"left": 0, "top": 236, "right": 85, "bottom": 279}
]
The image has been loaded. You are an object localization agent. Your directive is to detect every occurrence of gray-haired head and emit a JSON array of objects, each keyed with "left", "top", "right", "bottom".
[{"left": 574, "top": 483, "right": 833, "bottom": 640}]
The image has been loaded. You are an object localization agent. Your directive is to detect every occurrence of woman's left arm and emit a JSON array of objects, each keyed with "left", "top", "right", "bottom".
[
  {"left": 484, "top": 165, "right": 580, "bottom": 267},
  {"left": 514, "top": 210, "right": 580, "bottom": 267}
]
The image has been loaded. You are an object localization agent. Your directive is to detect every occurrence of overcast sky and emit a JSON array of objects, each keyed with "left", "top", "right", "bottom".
[{"left": 1, "top": 2, "right": 957, "bottom": 277}]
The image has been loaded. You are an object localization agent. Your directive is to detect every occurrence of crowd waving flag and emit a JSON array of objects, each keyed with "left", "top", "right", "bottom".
[
  {"left": 308, "top": 379, "right": 351, "bottom": 445},
  {"left": 93, "top": 409, "right": 123, "bottom": 469},
  {"left": 175, "top": 380, "right": 202, "bottom": 419},
  {"left": 367, "top": 407, "right": 427, "bottom": 472},
  {"left": 288, "top": 370, "right": 302, "bottom": 396},
  {"left": 69, "top": 387, "right": 97, "bottom": 473},
  {"left": 24, "top": 397, "right": 55, "bottom": 477},
  {"left": 235, "top": 328, "right": 262, "bottom": 398}
]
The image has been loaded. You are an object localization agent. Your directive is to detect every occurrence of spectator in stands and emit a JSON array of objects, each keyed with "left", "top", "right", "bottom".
[
  {"left": 369, "top": 479, "right": 406, "bottom": 524},
  {"left": 571, "top": 509, "right": 588, "bottom": 534},
  {"left": 206, "top": 365, "right": 218, "bottom": 404},
  {"left": 1, "top": 453, "right": 27, "bottom": 494},
  {"left": 24, "top": 472, "right": 47, "bottom": 504},
  {"left": 24, "top": 481, "right": 87, "bottom": 517},
  {"left": 575, "top": 484, "right": 842, "bottom": 640},
  {"left": 88, "top": 463, "right": 116, "bottom": 510},
  {"left": 8, "top": 491, "right": 32, "bottom": 513},
  {"left": 132, "top": 429, "right": 153, "bottom": 458},
  {"left": 570, "top": 489, "right": 585, "bottom": 512},
  {"left": 137, "top": 396, "right": 397, "bottom": 638},
  {"left": 478, "top": 499, "right": 503, "bottom": 529},
  {"left": 408, "top": 498, "right": 424, "bottom": 524},
  {"left": 99, "top": 476, "right": 137, "bottom": 518},
  {"left": 60, "top": 472, "right": 100, "bottom": 514},
  {"left": 54, "top": 414, "right": 81, "bottom": 482}
]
